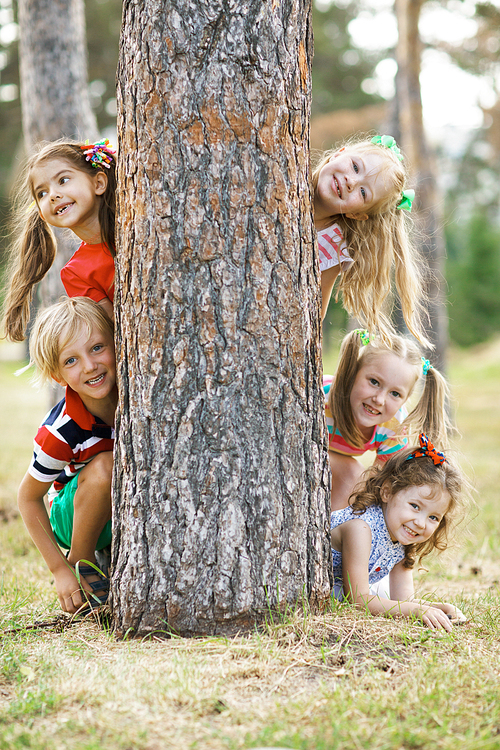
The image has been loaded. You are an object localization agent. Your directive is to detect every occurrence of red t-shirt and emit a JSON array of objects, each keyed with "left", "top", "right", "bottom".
[{"left": 61, "top": 242, "right": 115, "bottom": 304}]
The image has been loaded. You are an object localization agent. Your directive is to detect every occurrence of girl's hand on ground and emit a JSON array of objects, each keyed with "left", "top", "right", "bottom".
[
  {"left": 435, "top": 601, "right": 467, "bottom": 624},
  {"left": 418, "top": 604, "right": 453, "bottom": 632}
]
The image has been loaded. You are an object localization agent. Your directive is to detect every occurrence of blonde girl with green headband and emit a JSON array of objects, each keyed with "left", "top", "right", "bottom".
[
  {"left": 324, "top": 328, "right": 452, "bottom": 511},
  {"left": 2, "top": 139, "right": 117, "bottom": 342},
  {"left": 313, "top": 133, "right": 429, "bottom": 346}
]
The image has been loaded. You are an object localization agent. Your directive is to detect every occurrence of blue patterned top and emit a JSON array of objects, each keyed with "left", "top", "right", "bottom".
[{"left": 330, "top": 505, "right": 405, "bottom": 594}]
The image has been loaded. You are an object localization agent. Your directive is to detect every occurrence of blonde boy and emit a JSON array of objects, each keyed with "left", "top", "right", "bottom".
[{"left": 18, "top": 297, "right": 116, "bottom": 614}]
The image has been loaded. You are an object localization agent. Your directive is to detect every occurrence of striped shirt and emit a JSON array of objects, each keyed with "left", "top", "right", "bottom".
[
  {"left": 323, "top": 375, "right": 408, "bottom": 461},
  {"left": 317, "top": 223, "right": 353, "bottom": 273},
  {"left": 29, "top": 386, "right": 114, "bottom": 493}
]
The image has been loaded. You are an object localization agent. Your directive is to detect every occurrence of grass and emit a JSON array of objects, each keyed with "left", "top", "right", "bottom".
[{"left": 1, "top": 341, "right": 500, "bottom": 749}]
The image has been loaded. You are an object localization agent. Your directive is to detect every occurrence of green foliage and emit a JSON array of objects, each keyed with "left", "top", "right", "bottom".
[
  {"left": 312, "top": 0, "right": 385, "bottom": 116},
  {"left": 446, "top": 210, "right": 500, "bottom": 347},
  {"left": 0, "top": 0, "right": 122, "bottom": 270}
]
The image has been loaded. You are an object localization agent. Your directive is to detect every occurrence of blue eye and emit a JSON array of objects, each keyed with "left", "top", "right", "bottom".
[
  {"left": 352, "top": 161, "right": 359, "bottom": 174},
  {"left": 361, "top": 187, "right": 366, "bottom": 199},
  {"left": 390, "top": 390, "right": 401, "bottom": 398},
  {"left": 65, "top": 357, "right": 76, "bottom": 366}
]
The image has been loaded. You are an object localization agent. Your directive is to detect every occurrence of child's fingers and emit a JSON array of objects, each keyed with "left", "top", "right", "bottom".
[
  {"left": 422, "top": 607, "right": 452, "bottom": 632},
  {"left": 449, "top": 606, "right": 467, "bottom": 623},
  {"left": 437, "top": 602, "right": 467, "bottom": 624},
  {"left": 61, "top": 588, "right": 85, "bottom": 613}
]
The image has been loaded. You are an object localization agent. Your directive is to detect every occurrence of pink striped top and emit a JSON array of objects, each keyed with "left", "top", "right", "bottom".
[
  {"left": 323, "top": 375, "right": 408, "bottom": 461},
  {"left": 317, "top": 223, "right": 353, "bottom": 273}
]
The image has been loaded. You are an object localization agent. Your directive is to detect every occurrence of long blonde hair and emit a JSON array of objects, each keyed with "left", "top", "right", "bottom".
[
  {"left": 2, "top": 140, "right": 116, "bottom": 343},
  {"left": 312, "top": 135, "right": 430, "bottom": 347},
  {"left": 329, "top": 329, "right": 452, "bottom": 450}
]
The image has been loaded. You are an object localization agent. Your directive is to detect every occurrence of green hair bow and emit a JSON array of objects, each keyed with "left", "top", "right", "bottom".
[
  {"left": 353, "top": 328, "right": 371, "bottom": 346},
  {"left": 371, "top": 135, "right": 414, "bottom": 211},
  {"left": 371, "top": 134, "right": 403, "bottom": 162},
  {"left": 397, "top": 189, "right": 415, "bottom": 212}
]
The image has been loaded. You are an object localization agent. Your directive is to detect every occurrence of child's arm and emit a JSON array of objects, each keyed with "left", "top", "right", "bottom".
[
  {"left": 389, "top": 561, "right": 457, "bottom": 631},
  {"left": 97, "top": 297, "right": 114, "bottom": 321},
  {"left": 320, "top": 265, "right": 340, "bottom": 321},
  {"left": 340, "top": 523, "right": 453, "bottom": 631},
  {"left": 18, "top": 472, "right": 90, "bottom": 613}
]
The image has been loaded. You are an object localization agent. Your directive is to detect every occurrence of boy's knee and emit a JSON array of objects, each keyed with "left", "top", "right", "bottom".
[{"left": 78, "top": 452, "right": 113, "bottom": 492}]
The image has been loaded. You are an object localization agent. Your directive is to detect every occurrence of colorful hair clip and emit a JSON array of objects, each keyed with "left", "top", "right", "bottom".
[
  {"left": 421, "top": 358, "right": 432, "bottom": 375},
  {"left": 353, "top": 328, "right": 370, "bottom": 346},
  {"left": 406, "top": 433, "right": 446, "bottom": 466},
  {"left": 397, "top": 189, "right": 415, "bottom": 212},
  {"left": 371, "top": 134, "right": 403, "bottom": 162},
  {"left": 81, "top": 138, "right": 116, "bottom": 169}
]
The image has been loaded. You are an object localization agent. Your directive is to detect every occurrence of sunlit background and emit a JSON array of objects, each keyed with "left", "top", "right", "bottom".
[{"left": 0, "top": 0, "right": 499, "bottom": 348}]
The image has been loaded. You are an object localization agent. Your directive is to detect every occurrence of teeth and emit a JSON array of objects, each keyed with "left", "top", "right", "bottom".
[
  {"left": 87, "top": 374, "right": 104, "bottom": 385},
  {"left": 56, "top": 204, "right": 71, "bottom": 215},
  {"left": 363, "top": 404, "right": 379, "bottom": 415},
  {"left": 334, "top": 177, "right": 340, "bottom": 196}
]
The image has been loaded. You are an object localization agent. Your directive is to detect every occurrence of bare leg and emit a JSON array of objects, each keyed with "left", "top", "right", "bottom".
[
  {"left": 66, "top": 451, "right": 112, "bottom": 570},
  {"left": 329, "top": 451, "right": 365, "bottom": 511}
]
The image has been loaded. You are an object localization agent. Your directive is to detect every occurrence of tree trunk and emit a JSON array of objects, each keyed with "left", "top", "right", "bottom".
[
  {"left": 18, "top": 0, "right": 98, "bottom": 147},
  {"left": 393, "top": 0, "right": 448, "bottom": 371},
  {"left": 17, "top": 0, "right": 100, "bottom": 401},
  {"left": 112, "top": 0, "right": 331, "bottom": 637}
]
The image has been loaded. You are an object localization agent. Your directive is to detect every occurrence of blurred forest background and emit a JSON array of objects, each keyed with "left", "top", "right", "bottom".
[{"left": 0, "top": 0, "right": 499, "bottom": 348}]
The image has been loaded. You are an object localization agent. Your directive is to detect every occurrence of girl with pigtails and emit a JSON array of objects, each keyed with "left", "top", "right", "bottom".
[
  {"left": 313, "top": 133, "right": 430, "bottom": 348},
  {"left": 2, "top": 139, "right": 117, "bottom": 341},
  {"left": 324, "top": 328, "right": 453, "bottom": 511}
]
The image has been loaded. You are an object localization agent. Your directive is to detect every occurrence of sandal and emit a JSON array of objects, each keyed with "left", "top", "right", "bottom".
[{"left": 74, "top": 563, "right": 110, "bottom": 617}]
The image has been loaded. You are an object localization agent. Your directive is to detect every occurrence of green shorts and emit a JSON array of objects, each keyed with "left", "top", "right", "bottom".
[{"left": 49, "top": 471, "right": 112, "bottom": 551}]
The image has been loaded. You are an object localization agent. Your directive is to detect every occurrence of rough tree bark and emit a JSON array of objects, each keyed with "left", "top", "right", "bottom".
[
  {"left": 17, "top": 0, "right": 99, "bottom": 397},
  {"left": 112, "top": 0, "right": 331, "bottom": 637},
  {"left": 392, "top": 0, "right": 448, "bottom": 370}
]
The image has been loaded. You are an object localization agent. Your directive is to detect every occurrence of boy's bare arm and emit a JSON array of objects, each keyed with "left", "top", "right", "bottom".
[{"left": 17, "top": 472, "right": 86, "bottom": 612}]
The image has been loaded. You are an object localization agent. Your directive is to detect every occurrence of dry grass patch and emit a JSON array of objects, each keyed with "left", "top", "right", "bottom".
[{"left": 2, "top": 602, "right": 500, "bottom": 749}]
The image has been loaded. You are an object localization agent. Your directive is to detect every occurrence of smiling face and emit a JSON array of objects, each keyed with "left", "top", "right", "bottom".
[
  {"left": 381, "top": 483, "right": 450, "bottom": 546},
  {"left": 31, "top": 157, "right": 107, "bottom": 242},
  {"left": 314, "top": 147, "right": 389, "bottom": 225},
  {"left": 55, "top": 322, "right": 116, "bottom": 412},
  {"left": 350, "top": 352, "right": 417, "bottom": 440}
]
